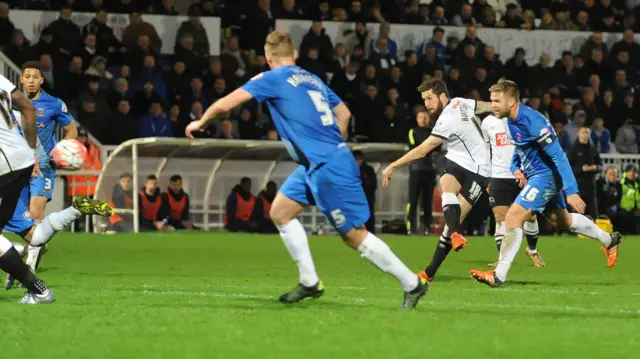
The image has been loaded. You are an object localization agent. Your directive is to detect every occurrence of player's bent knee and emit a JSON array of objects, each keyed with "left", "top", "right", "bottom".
[
  {"left": 505, "top": 204, "right": 529, "bottom": 228},
  {"left": 341, "top": 226, "right": 368, "bottom": 249},
  {"left": 270, "top": 193, "right": 305, "bottom": 225},
  {"left": 551, "top": 210, "right": 572, "bottom": 229},
  {"left": 492, "top": 206, "right": 509, "bottom": 223},
  {"left": 439, "top": 174, "right": 462, "bottom": 193}
]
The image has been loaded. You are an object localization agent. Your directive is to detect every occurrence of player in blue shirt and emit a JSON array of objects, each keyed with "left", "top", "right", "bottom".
[
  {"left": 186, "top": 31, "right": 427, "bottom": 309},
  {"left": 19, "top": 61, "right": 78, "bottom": 271},
  {"left": 470, "top": 79, "right": 621, "bottom": 287}
]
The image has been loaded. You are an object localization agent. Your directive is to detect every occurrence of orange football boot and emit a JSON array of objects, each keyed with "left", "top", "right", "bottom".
[
  {"left": 417, "top": 270, "right": 435, "bottom": 282},
  {"left": 602, "top": 232, "right": 622, "bottom": 268},
  {"left": 470, "top": 269, "right": 504, "bottom": 287},
  {"left": 450, "top": 232, "right": 468, "bottom": 252}
]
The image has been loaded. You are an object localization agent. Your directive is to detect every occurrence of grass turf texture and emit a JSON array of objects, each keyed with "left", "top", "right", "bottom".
[{"left": 1, "top": 232, "right": 638, "bottom": 359}]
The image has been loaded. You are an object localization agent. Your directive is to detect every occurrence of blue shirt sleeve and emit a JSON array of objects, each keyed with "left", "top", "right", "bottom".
[
  {"left": 537, "top": 129, "right": 579, "bottom": 195},
  {"left": 54, "top": 99, "right": 73, "bottom": 127},
  {"left": 240, "top": 72, "right": 276, "bottom": 103},
  {"left": 325, "top": 86, "right": 342, "bottom": 108},
  {"left": 510, "top": 150, "right": 522, "bottom": 174}
]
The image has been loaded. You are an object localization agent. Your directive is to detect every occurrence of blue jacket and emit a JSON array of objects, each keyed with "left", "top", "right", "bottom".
[
  {"left": 590, "top": 128, "right": 611, "bottom": 154},
  {"left": 139, "top": 115, "right": 174, "bottom": 137}
]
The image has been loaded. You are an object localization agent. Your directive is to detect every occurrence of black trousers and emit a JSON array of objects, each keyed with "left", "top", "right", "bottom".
[
  {"left": 579, "top": 185, "right": 598, "bottom": 219},
  {"left": 406, "top": 170, "right": 436, "bottom": 232},
  {"left": 365, "top": 200, "right": 375, "bottom": 234}
]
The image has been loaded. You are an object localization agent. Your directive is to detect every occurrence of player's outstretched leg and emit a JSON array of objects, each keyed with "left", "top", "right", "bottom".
[
  {"left": 0, "top": 235, "right": 54, "bottom": 303},
  {"left": 524, "top": 217, "right": 544, "bottom": 267},
  {"left": 557, "top": 211, "right": 621, "bottom": 268},
  {"left": 441, "top": 192, "right": 467, "bottom": 251},
  {"left": 421, "top": 225, "right": 452, "bottom": 279},
  {"left": 487, "top": 221, "right": 505, "bottom": 267},
  {"left": 344, "top": 228, "right": 427, "bottom": 309}
]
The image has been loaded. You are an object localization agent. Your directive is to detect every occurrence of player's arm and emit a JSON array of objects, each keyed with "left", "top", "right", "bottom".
[
  {"left": 326, "top": 87, "right": 350, "bottom": 139},
  {"left": 382, "top": 135, "right": 444, "bottom": 187},
  {"left": 538, "top": 132, "right": 579, "bottom": 195},
  {"left": 186, "top": 88, "right": 253, "bottom": 138},
  {"left": 474, "top": 101, "right": 493, "bottom": 115},
  {"left": 56, "top": 100, "right": 77, "bottom": 139},
  {"left": 12, "top": 90, "right": 36, "bottom": 149}
]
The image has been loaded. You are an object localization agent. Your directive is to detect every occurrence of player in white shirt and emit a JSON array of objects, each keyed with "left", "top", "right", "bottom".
[
  {"left": 382, "top": 79, "right": 493, "bottom": 281},
  {"left": 482, "top": 115, "right": 544, "bottom": 268},
  {"left": 0, "top": 74, "right": 54, "bottom": 303}
]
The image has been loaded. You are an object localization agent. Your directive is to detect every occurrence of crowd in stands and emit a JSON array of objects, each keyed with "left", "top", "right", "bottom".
[{"left": 0, "top": 0, "right": 639, "bottom": 153}]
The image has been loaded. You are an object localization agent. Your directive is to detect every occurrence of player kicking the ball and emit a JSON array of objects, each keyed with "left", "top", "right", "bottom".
[
  {"left": 382, "top": 79, "right": 493, "bottom": 281},
  {"left": 481, "top": 115, "right": 543, "bottom": 268},
  {"left": 186, "top": 31, "right": 427, "bottom": 309},
  {"left": 470, "top": 79, "right": 621, "bottom": 287},
  {"left": 17, "top": 61, "right": 78, "bottom": 273}
]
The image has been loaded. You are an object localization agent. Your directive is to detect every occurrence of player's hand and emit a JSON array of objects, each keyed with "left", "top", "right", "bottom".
[
  {"left": 514, "top": 169, "right": 527, "bottom": 188},
  {"left": 31, "top": 156, "right": 42, "bottom": 178},
  {"left": 381, "top": 165, "right": 395, "bottom": 188},
  {"left": 567, "top": 194, "right": 586, "bottom": 214},
  {"left": 185, "top": 120, "right": 205, "bottom": 139}
]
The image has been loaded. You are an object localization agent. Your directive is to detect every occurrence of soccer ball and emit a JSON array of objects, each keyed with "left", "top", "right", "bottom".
[{"left": 50, "top": 139, "right": 87, "bottom": 170}]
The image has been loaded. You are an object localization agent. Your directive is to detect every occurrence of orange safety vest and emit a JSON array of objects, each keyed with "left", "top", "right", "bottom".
[
  {"left": 109, "top": 190, "right": 133, "bottom": 225},
  {"left": 139, "top": 190, "right": 162, "bottom": 221},
  {"left": 164, "top": 190, "right": 187, "bottom": 221},
  {"left": 224, "top": 193, "right": 255, "bottom": 225},
  {"left": 67, "top": 141, "right": 101, "bottom": 196},
  {"left": 260, "top": 195, "right": 271, "bottom": 220}
]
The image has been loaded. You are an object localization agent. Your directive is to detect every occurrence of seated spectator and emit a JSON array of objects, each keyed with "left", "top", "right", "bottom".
[
  {"left": 165, "top": 61, "right": 191, "bottom": 104},
  {"left": 153, "top": 0, "right": 179, "bottom": 15},
  {"left": 161, "top": 175, "right": 193, "bottom": 230},
  {"left": 177, "top": 10, "right": 210, "bottom": 58},
  {"left": 80, "top": 33, "right": 102, "bottom": 70},
  {"left": 236, "top": 106, "right": 262, "bottom": 139},
  {"left": 168, "top": 104, "right": 184, "bottom": 138},
  {"left": 127, "top": 34, "right": 157, "bottom": 74},
  {"left": 345, "top": 22, "right": 372, "bottom": 57},
  {"left": 133, "top": 55, "right": 166, "bottom": 99},
  {"left": 620, "top": 165, "right": 640, "bottom": 234},
  {"left": 122, "top": 12, "right": 162, "bottom": 54},
  {"left": 330, "top": 60, "right": 360, "bottom": 103},
  {"left": 85, "top": 56, "right": 113, "bottom": 91},
  {"left": 189, "top": 0, "right": 217, "bottom": 17},
  {"left": 109, "top": 172, "right": 134, "bottom": 232},
  {"left": 76, "top": 97, "right": 109, "bottom": 144},
  {"left": 614, "top": 118, "right": 638, "bottom": 154},
  {"left": 5, "top": 30, "right": 32, "bottom": 68},
  {"left": 138, "top": 175, "right": 175, "bottom": 232},
  {"left": 452, "top": 4, "right": 476, "bottom": 26},
  {"left": 109, "top": 77, "right": 132, "bottom": 109},
  {"left": 591, "top": 117, "right": 611, "bottom": 153},
  {"left": 60, "top": 55, "right": 84, "bottom": 102},
  {"left": 275, "top": 0, "right": 304, "bottom": 19},
  {"left": 374, "top": 105, "right": 405, "bottom": 143},
  {"left": 224, "top": 177, "right": 258, "bottom": 232},
  {"left": 597, "top": 166, "right": 622, "bottom": 229},
  {"left": 139, "top": 102, "right": 173, "bottom": 138},
  {"left": 368, "top": 37, "right": 398, "bottom": 77},
  {"left": 110, "top": 99, "right": 137, "bottom": 144},
  {"left": 353, "top": 150, "right": 377, "bottom": 233},
  {"left": 329, "top": 43, "right": 350, "bottom": 74},
  {"left": 217, "top": 118, "right": 239, "bottom": 139},
  {"left": 299, "top": 21, "right": 334, "bottom": 68},
  {"left": 253, "top": 181, "right": 278, "bottom": 233},
  {"left": 565, "top": 110, "right": 587, "bottom": 143},
  {"left": 427, "top": 6, "right": 448, "bottom": 25},
  {"left": 133, "top": 79, "right": 162, "bottom": 116}
]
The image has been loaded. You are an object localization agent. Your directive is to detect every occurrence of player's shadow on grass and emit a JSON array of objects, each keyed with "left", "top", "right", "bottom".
[{"left": 502, "top": 279, "right": 542, "bottom": 286}]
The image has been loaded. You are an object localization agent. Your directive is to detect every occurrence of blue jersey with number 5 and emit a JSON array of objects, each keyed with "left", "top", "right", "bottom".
[{"left": 241, "top": 65, "right": 344, "bottom": 168}]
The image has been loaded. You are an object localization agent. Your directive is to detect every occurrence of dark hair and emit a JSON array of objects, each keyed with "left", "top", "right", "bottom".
[
  {"left": 417, "top": 78, "right": 449, "bottom": 98},
  {"left": 21, "top": 61, "right": 42, "bottom": 75},
  {"left": 146, "top": 174, "right": 158, "bottom": 181},
  {"left": 120, "top": 172, "right": 133, "bottom": 179},
  {"left": 170, "top": 174, "right": 182, "bottom": 182},
  {"left": 433, "top": 27, "right": 445, "bottom": 35},
  {"left": 240, "top": 177, "right": 251, "bottom": 185}
]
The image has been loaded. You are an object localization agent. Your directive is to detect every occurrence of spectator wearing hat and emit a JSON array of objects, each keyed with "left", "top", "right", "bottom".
[
  {"left": 85, "top": 56, "right": 113, "bottom": 91},
  {"left": 594, "top": 10, "right": 624, "bottom": 32},
  {"left": 620, "top": 164, "right": 640, "bottom": 233},
  {"left": 597, "top": 166, "right": 623, "bottom": 228},
  {"left": 568, "top": 126, "right": 602, "bottom": 218}
]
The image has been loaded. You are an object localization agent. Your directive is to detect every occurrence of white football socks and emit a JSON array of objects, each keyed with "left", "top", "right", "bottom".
[
  {"left": 25, "top": 245, "right": 42, "bottom": 271},
  {"left": 495, "top": 227, "right": 523, "bottom": 282},
  {"left": 357, "top": 232, "right": 419, "bottom": 292},
  {"left": 30, "top": 207, "right": 82, "bottom": 247},
  {"left": 276, "top": 219, "right": 320, "bottom": 287},
  {"left": 569, "top": 213, "right": 612, "bottom": 247},
  {"left": 12, "top": 242, "right": 26, "bottom": 256}
]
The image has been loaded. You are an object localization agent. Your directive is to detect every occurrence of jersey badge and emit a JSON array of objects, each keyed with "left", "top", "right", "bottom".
[
  {"left": 495, "top": 132, "right": 511, "bottom": 146},
  {"left": 23, "top": 211, "right": 32, "bottom": 220},
  {"left": 36, "top": 108, "right": 44, "bottom": 117}
]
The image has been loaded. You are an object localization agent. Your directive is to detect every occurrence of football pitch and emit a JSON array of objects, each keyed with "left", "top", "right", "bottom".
[{"left": 1, "top": 232, "right": 638, "bottom": 358}]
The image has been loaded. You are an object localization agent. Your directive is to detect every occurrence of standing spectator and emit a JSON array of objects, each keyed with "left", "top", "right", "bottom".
[
  {"left": 78, "top": 75, "right": 110, "bottom": 115},
  {"left": 405, "top": 108, "right": 437, "bottom": 235},
  {"left": 330, "top": 60, "right": 360, "bottom": 103},
  {"left": 31, "top": 28, "right": 57, "bottom": 64},
  {"left": 80, "top": 34, "right": 101, "bottom": 70},
  {"left": 60, "top": 56, "right": 84, "bottom": 102},
  {"left": 372, "top": 22, "right": 398, "bottom": 58},
  {"left": 139, "top": 102, "right": 173, "bottom": 138},
  {"left": 299, "top": 21, "right": 334, "bottom": 68},
  {"left": 224, "top": 177, "right": 258, "bottom": 232},
  {"left": 591, "top": 117, "right": 612, "bottom": 153},
  {"left": 82, "top": 9, "right": 119, "bottom": 55},
  {"left": 175, "top": 34, "right": 202, "bottom": 76},
  {"left": 0, "top": 2, "right": 15, "bottom": 48},
  {"left": 530, "top": 53, "right": 554, "bottom": 92},
  {"left": 355, "top": 84, "right": 383, "bottom": 140},
  {"left": 243, "top": 0, "right": 275, "bottom": 52},
  {"left": 614, "top": 118, "right": 638, "bottom": 154},
  {"left": 153, "top": 0, "right": 179, "bottom": 15},
  {"left": 597, "top": 166, "right": 623, "bottom": 228},
  {"left": 122, "top": 12, "right": 162, "bottom": 54},
  {"left": 419, "top": 44, "right": 444, "bottom": 76},
  {"left": 176, "top": 10, "right": 210, "bottom": 58},
  {"left": 478, "top": 46, "right": 505, "bottom": 82},
  {"left": 76, "top": 99, "right": 108, "bottom": 144},
  {"left": 620, "top": 165, "right": 640, "bottom": 233},
  {"left": 480, "top": 6, "right": 498, "bottom": 27},
  {"left": 46, "top": 5, "right": 81, "bottom": 61},
  {"left": 345, "top": 21, "right": 373, "bottom": 56},
  {"left": 5, "top": 30, "right": 32, "bottom": 68},
  {"left": 368, "top": 38, "right": 398, "bottom": 77},
  {"left": 253, "top": 181, "right": 278, "bottom": 233},
  {"left": 353, "top": 151, "right": 377, "bottom": 233},
  {"left": 568, "top": 126, "right": 602, "bottom": 218}
]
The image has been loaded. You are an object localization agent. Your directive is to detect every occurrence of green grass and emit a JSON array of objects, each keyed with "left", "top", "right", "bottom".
[{"left": 1, "top": 232, "right": 638, "bottom": 358}]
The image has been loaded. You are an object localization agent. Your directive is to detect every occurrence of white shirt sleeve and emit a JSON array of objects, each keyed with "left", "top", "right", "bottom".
[
  {"left": 431, "top": 109, "right": 456, "bottom": 139},
  {"left": 0, "top": 75, "right": 16, "bottom": 95}
]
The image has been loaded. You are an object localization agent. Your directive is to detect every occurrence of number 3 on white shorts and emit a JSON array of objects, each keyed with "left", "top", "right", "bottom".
[
  {"left": 521, "top": 184, "right": 539, "bottom": 202},
  {"left": 330, "top": 209, "right": 346, "bottom": 227}
]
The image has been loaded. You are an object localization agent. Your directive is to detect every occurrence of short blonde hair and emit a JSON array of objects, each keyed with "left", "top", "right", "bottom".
[
  {"left": 489, "top": 78, "right": 520, "bottom": 100},
  {"left": 265, "top": 31, "right": 295, "bottom": 59}
]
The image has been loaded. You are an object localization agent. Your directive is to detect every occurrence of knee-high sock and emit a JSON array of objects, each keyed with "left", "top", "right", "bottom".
[
  {"left": 0, "top": 235, "right": 46, "bottom": 294},
  {"left": 523, "top": 219, "right": 540, "bottom": 252},
  {"left": 425, "top": 225, "right": 452, "bottom": 277},
  {"left": 357, "top": 232, "right": 419, "bottom": 291},
  {"left": 276, "top": 219, "right": 320, "bottom": 287},
  {"left": 494, "top": 221, "right": 505, "bottom": 252},
  {"left": 30, "top": 207, "right": 82, "bottom": 247},
  {"left": 569, "top": 213, "right": 612, "bottom": 247},
  {"left": 495, "top": 228, "right": 524, "bottom": 282},
  {"left": 442, "top": 193, "right": 461, "bottom": 234}
]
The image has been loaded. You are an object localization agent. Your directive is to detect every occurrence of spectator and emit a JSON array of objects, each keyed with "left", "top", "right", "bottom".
[
  {"left": 242, "top": 0, "right": 275, "bottom": 52},
  {"left": 176, "top": 10, "right": 210, "bottom": 58},
  {"left": 330, "top": 60, "right": 360, "bottom": 103},
  {"left": 266, "top": 128, "right": 279, "bottom": 140},
  {"left": 329, "top": 43, "right": 350, "bottom": 74},
  {"left": 369, "top": 37, "right": 398, "bottom": 77},
  {"left": 217, "top": 118, "right": 239, "bottom": 139},
  {"left": 575, "top": 10, "right": 591, "bottom": 31},
  {"left": 220, "top": 36, "right": 250, "bottom": 81},
  {"left": 189, "top": 0, "right": 217, "bottom": 17},
  {"left": 153, "top": 0, "right": 179, "bottom": 15},
  {"left": 109, "top": 172, "right": 134, "bottom": 232},
  {"left": 352, "top": 150, "right": 377, "bottom": 233},
  {"left": 167, "top": 104, "right": 183, "bottom": 137},
  {"left": 446, "top": 67, "right": 466, "bottom": 98},
  {"left": 111, "top": 99, "right": 137, "bottom": 144},
  {"left": 595, "top": 11, "right": 624, "bottom": 32},
  {"left": 458, "top": 44, "right": 478, "bottom": 83},
  {"left": 138, "top": 175, "right": 175, "bottom": 232},
  {"left": 427, "top": 6, "right": 448, "bottom": 25},
  {"left": 565, "top": 109, "right": 587, "bottom": 143},
  {"left": 185, "top": 77, "right": 211, "bottom": 113},
  {"left": 345, "top": 21, "right": 372, "bottom": 57},
  {"left": 472, "top": 0, "right": 492, "bottom": 23},
  {"left": 597, "top": 166, "right": 623, "bottom": 228},
  {"left": 355, "top": 84, "right": 383, "bottom": 140},
  {"left": 419, "top": 44, "right": 444, "bottom": 76},
  {"left": 297, "top": 48, "right": 327, "bottom": 83},
  {"left": 212, "top": 77, "right": 228, "bottom": 101},
  {"left": 45, "top": 5, "right": 80, "bottom": 60},
  {"left": 66, "top": 127, "right": 102, "bottom": 198},
  {"left": 452, "top": 4, "right": 476, "bottom": 26},
  {"left": 165, "top": 60, "right": 191, "bottom": 103},
  {"left": 408, "top": 4, "right": 430, "bottom": 24},
  {"left": 299, "top": 21, "right": 334, "bottom": 68},
  {"left": 599, "top": 90, "right": 617, "bottom": 134},
  {"left": 80, "top": 34, "right": 101, "bottom": 70},
  {"left": 5, "top": 30, "right": 31, "bottom": 68},
  {"left": 203, "top": 57, "right": 230, "bottom": 92},
  {"left": 348, "top": 0, "right": 368, "bottom": 22},
  {"left": 174, "top": 34, "right": 202, "bottom": 76},
  {"left": 161, "top": 175, "right": 193, "bottom": 230},
  {"left": 552, "top": 10, "right": 573, "bottom": 31},
  {"left": 275, "top": 0, "right": 303, "bottom": 19},
  {"left": 374, "top": 104, "right": 405, "bottom": 143},
  {"left": 237, "top": 106, "right": 262, "bottom": 139},
  {"left": 108, "top": 0, "right": 137, "bottom": 14},
  {"left": 30, "top": 27, "right": 57, "bottom": 64},
  {"left": 458, "top": 25, "right": 485, "bottom": 59},
  {"left": 133, "top": 55, "right": 165, "bottom": 98},
  {"left": 568, "top": 126, "right": 602, "bottom": 218},
  {"left": 614, "top": 118, "right": 638, "bottom": 154},
  {"left": 610, "top": 29, "right": 640, "bottom": 67},
  {"left": 538, "top": 9, "right": 556, "bottom": 30},
  {"left": 499, "top": 3, "right": 525, "bottom": 29},
  {"left": 122, "top": 12, "right": 162, "bottom": 54},
  {"left": 78, "top": 75, "right": 110, "bottom": 117},
  {"left": 82, "top": 9, "right": 119, "bottom": 55},
  {"left": 224, "top": 177, "right": 258, "bottom": 232},
  {"left": 127, "top": 34, "right": 157, "bottom": 74},
  {"left": 60, "top": 55, "right": 84, "bottom": 102},
  {"left": 553, "top": 121, "right": 572, "bottom": 151},
  {"left": 253, "top": 181, "right": 278, "bottom": 233},
  {"left": 109, "top": 77, "right": 132, "bottom": 109},
  {"left": 591, "top": 117, "right": 612, "bottom": 153},
  {"left": 0, "top": 2, "right": 15, "bottom": 48},
  {"left": 372, "top": 22, "right": 398, "bottom": 58},
  {"left": 133, "top": 79, "right": 162, "bottom": 116},
  {"left": 85, "top": 56, "right": 113, "bottom": 91},
  {"left": 139, "top": 102, "right": 173, "bottom": 138},
  {"left": 480, "top": 7, "right": 498, "bottom": 28},
  {"left": 418, "top": 27, "right": 446, "bottom": 61},
  {"left": 620, "top": 165, "right": 640, "bottom": 233},
  {"left": 554, "top": 51, "right": 579, "bottom": 98}
]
